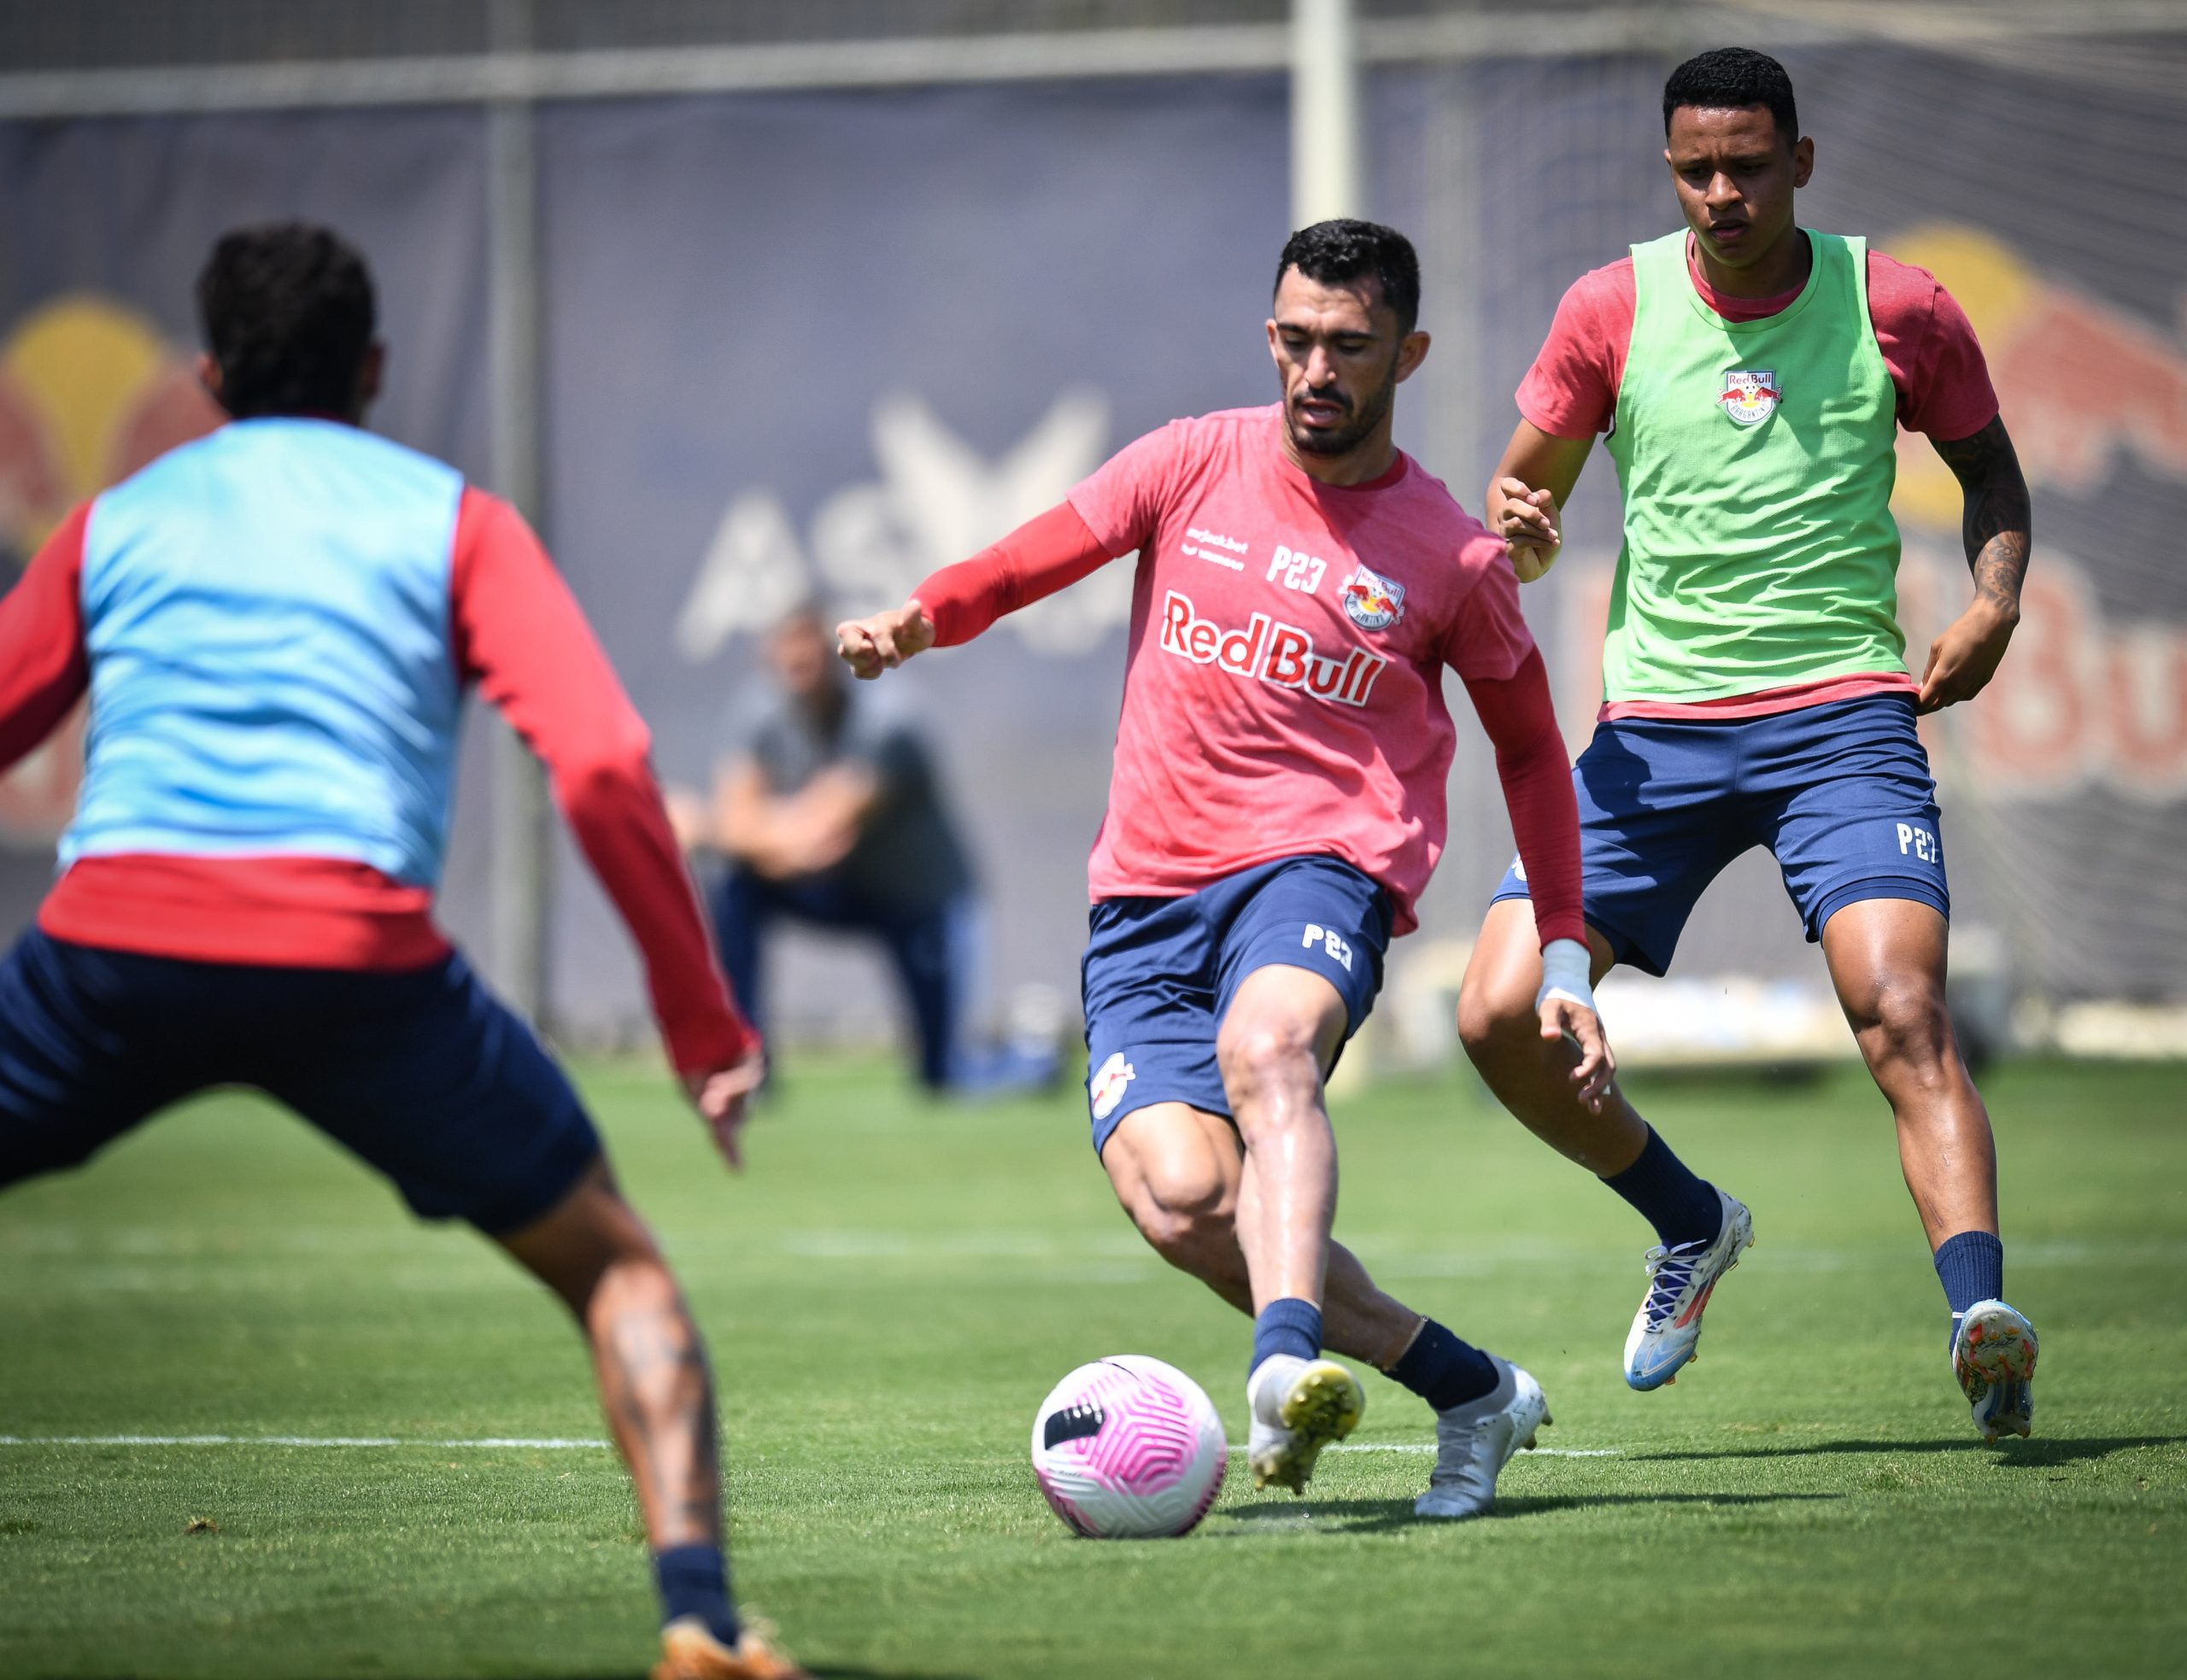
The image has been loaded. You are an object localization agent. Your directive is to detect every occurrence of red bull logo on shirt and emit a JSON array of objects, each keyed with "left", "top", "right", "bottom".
[
  {"left": 1720, "top": 367, "right": 1781, "bottom": 426},
  {"left": 1158, "top": 588, "right": 1387, "bottom": 707},
  {"left": 1339, "top": 563, "right": 1405, "bottom": 630}
]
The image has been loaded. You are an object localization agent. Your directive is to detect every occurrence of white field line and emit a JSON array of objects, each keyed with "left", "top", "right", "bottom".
[
  {"left": 10, "top": 1228, "right": 2178, "bottom": 1270},
  {"left": 1228, "top": 1442, "right": 1618, "bottom": 1458},
  {"left": 0, "top": 1433, "right": 608, "bottom": 1449},
  {"left": 0, "top": 1431, "right": 1621, "bottom": 1459}
]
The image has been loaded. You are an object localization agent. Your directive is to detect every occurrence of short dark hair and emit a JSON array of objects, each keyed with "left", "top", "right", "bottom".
[
  {"left": 195, "top": 222, "right": 377, "bottom": 419},
  {"left": 1662, "top": 47, "right": 1798, "bottom": 146},
  {"left": 1275, "top": 220, "right": 1422, "bottom": 335}
]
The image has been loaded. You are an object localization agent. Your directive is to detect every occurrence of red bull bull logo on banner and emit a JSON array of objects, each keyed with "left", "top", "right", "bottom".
[
  {"left": 0, "top": 295, "right": 223, "bottom": 846},
  {"left": 1158, "top": 589, "right": 1386, "bottom": 707},
  {"left": 1891, "top": 224, "right": 2187, "bottom": 516}
]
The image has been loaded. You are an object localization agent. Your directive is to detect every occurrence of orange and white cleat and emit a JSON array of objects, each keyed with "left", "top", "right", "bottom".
[
  {"left": 653, "top": 1615, "right": 812, "bottom": 1680},
  {"left": 1953, "top": 1300, "right": 2037, "bottom": 1442}
]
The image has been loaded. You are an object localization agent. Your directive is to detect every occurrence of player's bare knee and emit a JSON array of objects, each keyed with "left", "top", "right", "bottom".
[
  {"left": 1216, "top": 1016, "right": 1321, "bottom": 1110},
  {"left": 1129, "top": 1167, "right": 1238, "bottom": 1275},
  {"left": 1455, "top": 964, "right": 1536, "bottom": 1068},
  {"left": 1850, "top": 981, "right": 1956, "bottom": 1084},
  {"left": 501, "top": 1167, "right": 668, "bottom": 1317}
]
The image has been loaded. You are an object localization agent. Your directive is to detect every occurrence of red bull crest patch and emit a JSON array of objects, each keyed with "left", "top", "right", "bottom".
[
  {"left": 1720, "top": 367, "right": 1782, "bottom": 426},
  {"left": 1340, "top": 562, "right": 1405, "bottom": 630}
]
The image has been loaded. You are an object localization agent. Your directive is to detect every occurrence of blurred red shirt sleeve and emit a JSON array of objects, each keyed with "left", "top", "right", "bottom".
[
  {"left": 0, "top": 503, "right": 91, "bottom": 771},
  {"left": 450, "top": 488, "right": 759, "bottom": 1074}
]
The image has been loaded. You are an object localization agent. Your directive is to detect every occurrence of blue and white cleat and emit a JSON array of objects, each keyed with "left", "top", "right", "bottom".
[
  {"left": 1953, "top": 1299, "right": 2037, "bottom": 1442},
  {"left": 1623, "top": 1188, "right": 1754, "bottom": 1390},
  {"left": 1247, "top": 1355, "right": 1364, "bottom": 1495},
  {"left": 1414, "top": 1358, "right": 1549, "bottom": 1520}
]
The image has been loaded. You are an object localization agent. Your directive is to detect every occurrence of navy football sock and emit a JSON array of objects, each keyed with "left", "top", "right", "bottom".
[
  {"left": 1933, "top": 1229, "right": 2005, "bottom": 1349},
  {"left": 1251, "top": 1297, "right": 1323, "bottom": 1377},
  {"left": 654, "top": 1542, "right": 740, "bottom": 1647},
  {"left": 1602, "top": 1126, "right": 1722, "bottom": 1250},
  {"left": 1385, "top": 1318, "right": 1501, "bottom": 1413}
]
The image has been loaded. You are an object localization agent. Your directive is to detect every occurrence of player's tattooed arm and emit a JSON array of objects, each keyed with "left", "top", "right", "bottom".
[
  {"left": 1918, "top": 416, "right": 2032, "bottom": 713},
  {"left": 1937, "top": 415, "right": 2032, "bottom": 616}
]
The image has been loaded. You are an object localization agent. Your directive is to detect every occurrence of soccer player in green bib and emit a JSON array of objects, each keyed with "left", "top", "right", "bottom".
[{"left": 1459, "top": 48, "right": 2040, "bottom": 1440}]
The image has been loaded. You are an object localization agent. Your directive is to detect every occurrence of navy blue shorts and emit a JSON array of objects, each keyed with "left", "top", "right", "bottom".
[
  {"left": 0, "top": 929, "right": 601, "bottom": 1235},
  {"left": 1081, "top": 856, "right": 1393, "bottom": 1156},
  {"left": 1492, "top": 693, "right": 1949, "bottom": 976}
]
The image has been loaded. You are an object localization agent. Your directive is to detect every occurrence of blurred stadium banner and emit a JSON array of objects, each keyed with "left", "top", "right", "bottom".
[{"left": 3, "top": 1, "right": 2184, "bottom": 1057}]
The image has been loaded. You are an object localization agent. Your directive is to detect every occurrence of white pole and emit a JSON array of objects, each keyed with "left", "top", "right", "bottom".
[
  {"left": 486, "top": 0, "right": 553, "bottom": 1027},
  {"left": 1292, "top": 0, "right": 1363, "bottom": 229}
]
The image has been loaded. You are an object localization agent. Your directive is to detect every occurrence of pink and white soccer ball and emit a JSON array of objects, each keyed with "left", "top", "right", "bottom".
[{"left": 1030, "top": 1355, "right": 1228, "bottom": 1538}]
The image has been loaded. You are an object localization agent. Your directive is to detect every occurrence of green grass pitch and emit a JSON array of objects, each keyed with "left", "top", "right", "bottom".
[{"left": 2, "top": 1054, "right": 2183, "bottom": 1677}]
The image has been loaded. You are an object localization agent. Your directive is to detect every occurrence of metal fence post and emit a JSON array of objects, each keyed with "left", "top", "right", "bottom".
[
  {"left": 485, "top": 0, "right": 553, "bottom": 1028},
  {"left": 1292, "top": 0, "right": 1363, "bottom": 228}
]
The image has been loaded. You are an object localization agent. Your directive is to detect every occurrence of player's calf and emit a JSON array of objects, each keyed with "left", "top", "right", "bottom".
[
  {"left": 1457, "top": 905, "right": 1649, "bottom": 1176},
  {"left": 499, "top": 1162, "right": 745, "bottom": 1655}
]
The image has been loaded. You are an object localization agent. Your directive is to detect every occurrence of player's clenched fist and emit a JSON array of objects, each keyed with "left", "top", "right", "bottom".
[
  {"left": 1491, "top": 477, "right": 1563, "bottom": 582},
  {"left": 836, "top": 600, "right": 936, "bottom": 680}
]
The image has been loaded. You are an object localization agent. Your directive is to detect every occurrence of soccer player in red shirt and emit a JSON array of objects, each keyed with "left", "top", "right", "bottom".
[
  {"left": 1457, "top": 50, "right": 2039, "bottom": 1440},
  {"left": 0, "top": 225, "right": 800, "bottom": 1680},
  {"left": 838, "top": 221, "right": 1607, "bottom": 1514}
]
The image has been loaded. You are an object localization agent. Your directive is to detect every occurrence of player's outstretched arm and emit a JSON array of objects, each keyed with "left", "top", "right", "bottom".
[
  {"left": 837, "top": 501, "right": 1117, "bottom": 679},
  {"left": 450, "top": 489, "right": 765, "bottom": 1163},
  {"left": 1920, "top": 415, "right": 2031, "bottom": 713},
  {"left": 1486, "top": 421, "right": 1593, "bottom": 583}
]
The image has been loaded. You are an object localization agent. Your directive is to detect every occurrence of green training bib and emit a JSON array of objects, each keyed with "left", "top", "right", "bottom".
[{"left": 1601, "top": 229, "right": 1904, "bottom": 703}]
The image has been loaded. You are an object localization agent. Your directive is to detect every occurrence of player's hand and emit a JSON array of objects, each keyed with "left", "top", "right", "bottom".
[
  {"left": 662, "top": 784, "right": 713, "bottom": 854},
  {"left": 1539, "top": 995, "right": 1617, "bottom": 1112},
  {"left": 1492, "top": 477, "right": 1563, "bottom": 582},
  {"left": 683, "top": 1049, "right": 767, "bottom": 1172},
  {"left": 1917, "top": 595, "right": 2018, "bottom": 713},
  {"left": 836, "top": 600, "right": 935, "bottom": 680}
]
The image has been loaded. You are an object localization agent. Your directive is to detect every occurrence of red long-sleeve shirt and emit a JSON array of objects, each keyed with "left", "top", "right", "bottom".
[
  {"left": 0, "top": 486, "right": 755, "bottom": 1077},
  {"left": 912, "top": 483, "right": 1586, "bottom": 947}
]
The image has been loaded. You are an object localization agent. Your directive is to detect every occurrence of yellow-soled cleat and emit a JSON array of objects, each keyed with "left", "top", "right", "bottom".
[
  {"left": 1247, "top": 1355, "right": 1365, "bottom": 1495},
  {"left": 653, "top": 1615, "right": 812, "bottom": 1680}
]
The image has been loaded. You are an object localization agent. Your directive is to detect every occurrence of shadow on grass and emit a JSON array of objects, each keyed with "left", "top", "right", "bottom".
[
  {"left": 1216, "top": 1490, "right": 1840, "bottom": 1534},
  {"left": 470, "top": 1670, "right": 983, "bottom": 1680},
  {"left": 1629, "top": 1434, "right": 2186, "bottom": 1467}
]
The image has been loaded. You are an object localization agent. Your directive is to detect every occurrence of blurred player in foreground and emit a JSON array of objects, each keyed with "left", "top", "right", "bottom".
[
  {"left": 1460, "top": 49, "right": 2040, "bottom": 1439},
  {"left": 675, "top": 600, "right": 1054, "bottom": 1096},
  {"left": 0, "top": 225, "right": 801, "bottom": 1679},
  {"left": 840, "top": 220, "right": 1605, "bottom": 1515}
]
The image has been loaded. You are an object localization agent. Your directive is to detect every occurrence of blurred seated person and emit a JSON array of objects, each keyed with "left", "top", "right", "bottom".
[{"left": 674, "top": 601, "right": 1053, "bottom": 1095}]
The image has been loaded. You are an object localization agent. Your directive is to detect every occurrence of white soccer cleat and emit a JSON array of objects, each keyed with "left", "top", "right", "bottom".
[
  {"left": 1413, "top": 1359, "right": 1550, "bottom": 1520},
  {"left": 1246, "top": 1354, "right": 1364, "bottom": 1495},
  {"left": 1623, "top": 1189, "right": 1754, "bottom": 1390},
  {"left": 1952, "top": 1299, "right": 2037, "bottom": 1443}
]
